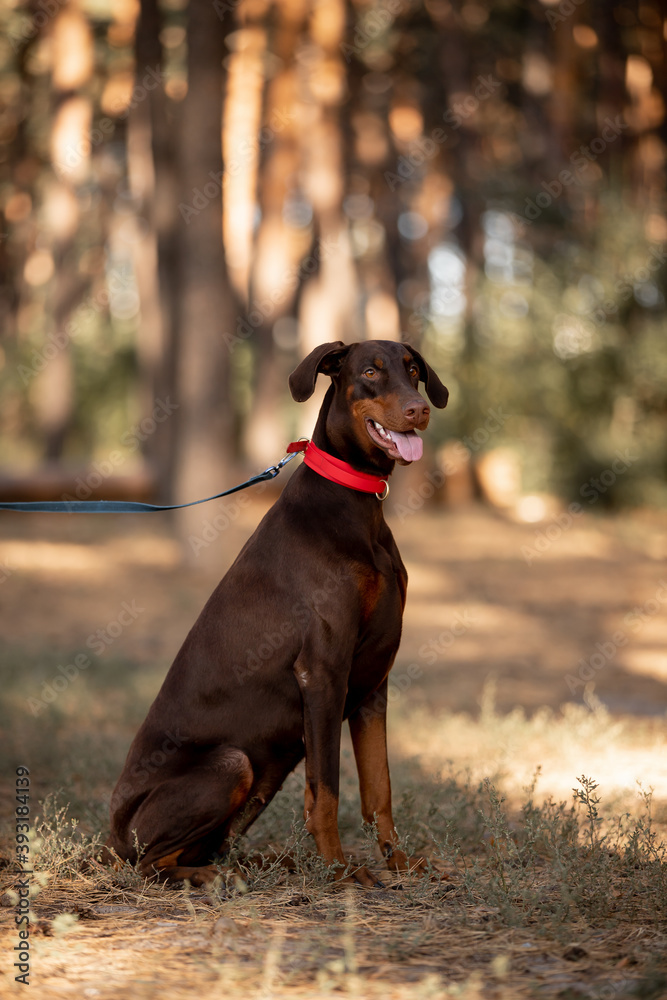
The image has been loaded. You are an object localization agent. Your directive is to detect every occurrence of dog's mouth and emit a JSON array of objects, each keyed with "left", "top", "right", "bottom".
[{"left": 365, "top": 418, "right": 423, "bottom": 464}]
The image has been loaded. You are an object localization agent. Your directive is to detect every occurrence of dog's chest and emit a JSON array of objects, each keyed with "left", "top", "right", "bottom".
[
  {"left": 350, "top": 538, "right": 406, "bottom": 659},
  {"left": 344, "top": 556, "right": 405, "bottom": 715},
  {"left": 356, "top": 560, "right": 403, "bottom": 626}
]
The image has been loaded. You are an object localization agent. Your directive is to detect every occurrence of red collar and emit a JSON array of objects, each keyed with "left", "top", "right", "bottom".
[{"left": 286, "top": 440, "right": 389, "bottom": 499}]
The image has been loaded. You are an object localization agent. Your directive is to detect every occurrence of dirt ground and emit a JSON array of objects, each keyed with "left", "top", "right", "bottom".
[{"left": 1, "top": 489, "right": 667, "bottom": 998}]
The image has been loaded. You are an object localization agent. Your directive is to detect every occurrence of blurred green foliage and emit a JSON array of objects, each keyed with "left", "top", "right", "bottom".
[{"left": 423, "top": 193, "right": 666, "bottom": 507}]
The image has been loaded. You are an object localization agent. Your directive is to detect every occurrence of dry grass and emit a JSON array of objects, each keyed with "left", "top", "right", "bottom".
[{"left": 2, "top": 740, "right": 667, "bottom": 999}]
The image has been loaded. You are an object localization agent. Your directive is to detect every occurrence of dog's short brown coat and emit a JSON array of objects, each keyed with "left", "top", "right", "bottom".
[{"left": 107, "top": 340, "right": 448, "bottom": 886}]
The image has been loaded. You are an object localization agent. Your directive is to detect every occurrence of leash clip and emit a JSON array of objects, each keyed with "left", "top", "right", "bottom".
[
  {"left": 376, "top": 481, "right": 390, "bottom": 502},
  {"left": 264, "top": 448, "right": 301, "bottom": 479}
]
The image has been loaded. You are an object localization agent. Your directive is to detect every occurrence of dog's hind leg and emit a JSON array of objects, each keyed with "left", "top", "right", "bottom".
[{"left": 114, "top": 747, "right": 254, "bottom": 886}]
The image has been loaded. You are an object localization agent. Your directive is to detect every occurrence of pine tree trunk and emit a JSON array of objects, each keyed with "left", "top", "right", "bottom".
[
  {"left": 39, "top": 5, "right": 95, "bottom": 461},
  {"left": 129, "top": 0, "right": 181, "bottom": 502},
  {"left": 172, "top": 0, "right": 240, "bottom": 555}
]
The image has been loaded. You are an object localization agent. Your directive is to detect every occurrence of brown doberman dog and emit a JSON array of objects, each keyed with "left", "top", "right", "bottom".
[{"left": 106, "top": 340, "right": 448, "bottom": 887}]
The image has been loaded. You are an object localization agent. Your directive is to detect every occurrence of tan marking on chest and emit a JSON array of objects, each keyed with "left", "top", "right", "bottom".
[{"left": 354, "top": 566, "right": 385, "bottom": 620}]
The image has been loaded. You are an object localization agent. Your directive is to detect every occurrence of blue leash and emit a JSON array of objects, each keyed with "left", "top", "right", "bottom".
[{"left": 0, "top": 449, "right": 301, "bottom": 514}]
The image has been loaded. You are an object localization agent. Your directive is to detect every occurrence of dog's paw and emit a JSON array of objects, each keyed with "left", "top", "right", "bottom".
[{"left": 335, "top": 863, "right": 385, "bottom": 889}]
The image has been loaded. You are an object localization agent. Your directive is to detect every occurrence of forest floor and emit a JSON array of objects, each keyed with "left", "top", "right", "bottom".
[{"left": 1, "top": 493, "right": 667, "bottom": 999}]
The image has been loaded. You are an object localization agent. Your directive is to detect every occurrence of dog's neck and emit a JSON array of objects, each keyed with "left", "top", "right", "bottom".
[{"left": 312, "top": 385, "right": 396, "bottom": 479}]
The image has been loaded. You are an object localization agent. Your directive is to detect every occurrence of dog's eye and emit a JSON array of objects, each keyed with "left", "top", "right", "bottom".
[
  {"left": 363, "top": 368, "right": 378, "bottom": 379},
  {"left": 408, "top": 364, "right": 419, "bottom": 379}
]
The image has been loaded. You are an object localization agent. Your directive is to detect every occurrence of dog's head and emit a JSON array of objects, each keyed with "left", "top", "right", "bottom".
[{"left": 289, "top": 340, "right": 448, "bottom": 468}]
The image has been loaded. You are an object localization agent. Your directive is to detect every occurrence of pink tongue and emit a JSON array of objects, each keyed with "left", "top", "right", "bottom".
[{"left": 388, "top": 430, "right": 423, "bottom": 462}]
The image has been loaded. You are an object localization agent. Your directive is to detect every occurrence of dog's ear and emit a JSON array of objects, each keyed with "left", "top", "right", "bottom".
[
  {"left": 403, "top": 344, "right": 449, "bottom": 408},
  {"left": 289, "top": 341, "right": 350, "bottom": 401}
]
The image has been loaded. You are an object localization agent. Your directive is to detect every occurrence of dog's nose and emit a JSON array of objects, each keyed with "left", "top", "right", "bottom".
[{"left": 402, "top": 398, "right": 430, "bottom": 425}]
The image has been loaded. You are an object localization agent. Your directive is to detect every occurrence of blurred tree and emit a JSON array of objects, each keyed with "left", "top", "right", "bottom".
[
  {"left": 0, "top": 0, "right": 665, "bottom": 513},
  {"left": 128, "top": 0, "right": 180, "bottom": 502},
  {"left": 37, "top": 5, "right": 94, "bottom": 460},
  {"left": 172, "top": 0, "right": 240, "bottom": 544}
]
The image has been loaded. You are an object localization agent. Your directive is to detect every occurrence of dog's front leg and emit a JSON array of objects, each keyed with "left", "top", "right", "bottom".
[
  {"left": 294, "top": 652, "right": 383, "bottom": 888},
  {"left": 349, "top": 679, "right": 427, "bottom": 876}
]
